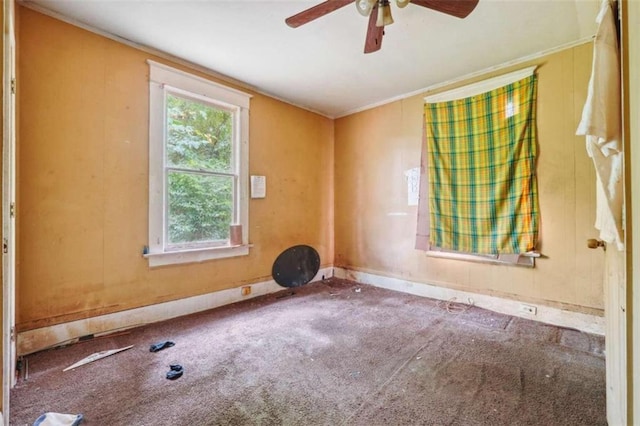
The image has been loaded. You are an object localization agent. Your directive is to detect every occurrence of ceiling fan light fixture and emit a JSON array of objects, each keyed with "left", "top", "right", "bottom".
[
  {"left": 356, "top": 0, "right": 376, "bottom": 17},
  {"left": 376, "top": 0, "right": 394, "bottom": 27},
  {"left": 286, "top": 0, "right": 480, "bottom": 54}
]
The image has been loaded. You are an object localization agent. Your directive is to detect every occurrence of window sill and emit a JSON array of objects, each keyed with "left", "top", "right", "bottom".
[
  {"left": 425, "top": 250, "right": 536, "bottom": 268},
  {"left": 144, "top": 244, "right": 250, "bottom": 267}
]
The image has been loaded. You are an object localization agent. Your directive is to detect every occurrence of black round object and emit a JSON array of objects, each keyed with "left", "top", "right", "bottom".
[{"left": 272, "top": 245, "right": 321, "bottom": 288}]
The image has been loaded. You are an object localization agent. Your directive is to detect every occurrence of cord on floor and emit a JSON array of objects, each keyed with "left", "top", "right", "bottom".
[{"left": 436, "top": 297, "right": 473, "bottom": 314}]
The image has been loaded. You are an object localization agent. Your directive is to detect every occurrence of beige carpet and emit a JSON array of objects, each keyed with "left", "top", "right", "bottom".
[{"left": 11, "top": 278, "right": 605, "bottom": 425}]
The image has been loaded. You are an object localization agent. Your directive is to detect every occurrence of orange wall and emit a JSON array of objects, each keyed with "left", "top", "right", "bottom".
[
  {"left": 335, "top": 43, "right": 604, "bottom": 314},
  {"left": 16, "top": 7, "right": 334, "bottom": 331}
]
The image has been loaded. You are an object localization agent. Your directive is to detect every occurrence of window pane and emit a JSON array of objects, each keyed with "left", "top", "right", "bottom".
[
  {"left": 167, "top": 171, "right": 233, "bottom": 245},
  {"left": 166, "top": 94, "right": 233, "bottom": 173}
]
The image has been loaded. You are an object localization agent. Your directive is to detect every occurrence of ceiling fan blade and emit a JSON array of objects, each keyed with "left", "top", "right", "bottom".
[
  {"left": 286, "top": 0, "right": 354, "bottom": 28},
  {"left": 410, "top": 0, "right": 479, "bottom": 19},
  {"left": 364, "top": 3, "right": 384, "bottom": 53}
]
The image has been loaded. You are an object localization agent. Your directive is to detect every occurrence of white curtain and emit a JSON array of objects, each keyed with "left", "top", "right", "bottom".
[{"left": 576, "top": 0, "right": 624, "bottom": 251}]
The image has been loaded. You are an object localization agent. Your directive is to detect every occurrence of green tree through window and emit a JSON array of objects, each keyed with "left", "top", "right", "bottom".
[{"left": 165, "top": 94, "right": 235, "bottom": 245}]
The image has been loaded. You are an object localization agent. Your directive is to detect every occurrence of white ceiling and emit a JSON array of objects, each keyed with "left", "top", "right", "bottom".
[{"left": 23, "top": 0, "right": 600, "bottom": 118}]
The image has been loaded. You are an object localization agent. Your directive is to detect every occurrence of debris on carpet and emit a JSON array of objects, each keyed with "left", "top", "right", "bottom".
[
  {"left": 33, "top": 412, "right": 83, "bottom": 426},
  {"left": 149, "top": 341, "right": 175, "bottom": 352},
  {"left": 63, "top": 345, "right": 134, "bottom": 372},
  {"left": 166, "top": 364, "right": 183, "bottom": 380}
]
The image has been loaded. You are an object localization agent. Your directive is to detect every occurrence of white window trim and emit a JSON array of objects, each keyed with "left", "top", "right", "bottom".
[
  {"left": 145, "top": 60, "right": 252, "bottom": 267},
  {"left": 425, "top": 247, "right": 539, "bottom": 268},
  {"left": 424, "top": 66, "right": 537, "bottom": 103}
]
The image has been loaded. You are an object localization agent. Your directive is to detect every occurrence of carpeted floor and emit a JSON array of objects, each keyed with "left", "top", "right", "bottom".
[{"left": 10, "top": 278, "right": 606, "bottom": 425}]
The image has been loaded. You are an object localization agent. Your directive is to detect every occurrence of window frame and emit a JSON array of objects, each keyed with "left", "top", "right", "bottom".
[{"left": 145, "top": 60, "right": 251, "bottom": 267}]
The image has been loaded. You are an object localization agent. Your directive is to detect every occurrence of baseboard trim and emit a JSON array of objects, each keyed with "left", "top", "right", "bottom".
[
  {"left": 18, "top": 265, "right": 604, "bottom": 355},
  {"left": 334, "top": 267, "right": 605, "bottom": 335},
  {"left": 17, "top": 267, "right": 334, "bottom": 356}
]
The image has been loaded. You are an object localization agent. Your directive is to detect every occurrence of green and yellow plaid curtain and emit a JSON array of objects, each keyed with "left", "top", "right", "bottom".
[{"left": 425, "top": 75, "right": 539, "bottom": 254}]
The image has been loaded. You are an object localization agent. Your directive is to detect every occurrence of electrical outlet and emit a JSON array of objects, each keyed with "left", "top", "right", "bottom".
[
  {"left": 519, "top": 304, "right": 537, "bottom": 315},
  {"left": 241, "top": 286, "right": 251, "bottom": 296}
]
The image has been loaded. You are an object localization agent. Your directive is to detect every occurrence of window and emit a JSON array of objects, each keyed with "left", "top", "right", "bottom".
[
  {"left": 146, "top": 61, "right": 251, "bottom": 267},
  {"left": 416, "top": 67, "right": 539, "bottom": 267}
]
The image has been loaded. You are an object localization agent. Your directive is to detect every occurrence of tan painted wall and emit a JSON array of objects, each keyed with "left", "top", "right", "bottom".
[
  {"left": 16, "top": 5, "right": 603, "bottom": 335},
  {"left": 16, "top": 7, "right": 334, "bottom": 331},
  {"left": 335, "top": 43, "right": 604, "bottom": 314}
]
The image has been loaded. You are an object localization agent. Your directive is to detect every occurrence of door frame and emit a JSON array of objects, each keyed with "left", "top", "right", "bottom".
[
  {"left": 622, "top": 0, "right": 639, "bottom": 422},
  {"left": 2, "top": 0, "right": 16, "bottom": 424}
]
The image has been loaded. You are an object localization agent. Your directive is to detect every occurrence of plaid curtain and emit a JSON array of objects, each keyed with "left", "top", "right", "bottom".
[{"left": 425, "top": 75, "right": 539, "bottom": 254}]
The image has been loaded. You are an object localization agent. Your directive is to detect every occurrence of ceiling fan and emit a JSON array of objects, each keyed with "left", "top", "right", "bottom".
[{"left": 285, "top": 0, "right": 479, "bottom": 54}]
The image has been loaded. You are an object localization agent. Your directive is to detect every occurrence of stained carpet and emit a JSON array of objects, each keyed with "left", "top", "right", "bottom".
[{"left": 10, "top": 278, "right": 605, "bottom": 425}]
